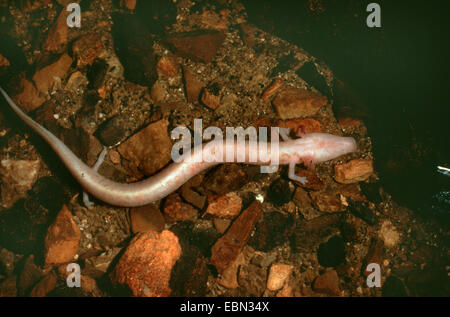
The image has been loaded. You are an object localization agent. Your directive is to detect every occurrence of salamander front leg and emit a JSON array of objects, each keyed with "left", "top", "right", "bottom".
[{"left": 288, "top": 162, "right": 308, "bottom": 185}]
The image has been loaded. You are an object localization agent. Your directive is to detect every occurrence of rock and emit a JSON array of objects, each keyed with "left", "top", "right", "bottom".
[
  {"left": 348, "top": 201, "right": 378, "bottom": 225},
  {"left": 156, "top": 56, "right": 179, "bottom": 77},
  {"left": 42, "top": 8, "right": 69, "bottom": 53},
  {"left": 205, "top": 192, "right": 242, "bottom": 219},
  {"left": 334, "top": 158, "right": 374, "bottom": 184},
  {"left": 0, "top": 159, "right": 40, "bottom": 209},
  {"left": 210, "top": 201, "right": 262, "bottom": 274},
  {"left": 213, "top": 218, "right": 231, "bottom": 234},
  {"left": 238, "top": 263, "right": 267, "bottom": 296},
  {"left": 292, "top": 187, "right": 322, "bottom": 220},
  {"left": 180, "top": 175, "right": 207, "bottom": 209},
  {"left": 217, "top": 252, "right": 245, "bottom": 289},
  {"left": 292, "top": 167, "right": 324, "bottom": 190},
  {"left": 0, "top": 275, "right": 17, "bottom": 297},
  {"left": 114, "top": 230, "right": 182, "bottom": 297},
  {"left": 117, "top": 119, "right": 172, "bottom": 177},
  {"left": 130, "top": 204, "right": 165, "bottom": 233},
  {"left": 272, "top": 88, "right": 328, "bottom": 119},
  {"left": 163, "top": 194, "right": 198, "bottom": 223},
  {"left": 84, "top": 247, "right": 121, "bottom": 276},
  {"left": 0, "top": 53, "right": 10, "bottom": 68},
  {"left": 182, "top": 66, "right": 204, "bottom": 103},
  {"left": 309, "top": 190, "right": 343, "bottom": 212},
  {"left": 109, "top": 149, "right": 121, "bottom": 164},
  {"left": 12, "top": 77, "right": 46, "bottom": 112},
  {"left": 204, "top": 164, "right": 247, "bottom": 195},
  {"left": 261, "top": 78, "right": 284, "bottom": 101},
  {"left": 267, "top": 263, "right": 293, "bottom": 291},
  {"left": 32, "top": 53, "right": 73, "bottom": 94},
  {"left": 201, "top": 10, "right": 229, "bottom": 30},
  {"left": 285, "top": 118, "right": 322, "bottom": 135},
  {"left": 378, "top": 220, "right": 400, "bottom": 248},
  {"left": 65, "top": 71, "right": 88, "bottom": 92},
  {"left": 338, "top": 117, "right": 367, "bottom": 136},
  {"left": 200, "top": 83, "right": 222, "bottom": 110},
  {"left": 96, "top": 115, "right": 128, "bottom": 146},
  {"left": 313, "top": 270, "right": 341, "bottom": 296},
  {"left": 364, "top": 239, "right": 384, "bottom": 276},
  {"left": 44, "top": 205, "right": 81, "bottom": 267},
  {"left": 30, "top": 271, "right": 57, "bottom": 297},
  {"left": 267, "top": 178, "right": 294, "bottom": 206},
  {"left": 122, "top": 0, "right": 136, "bottom": 10},
  {"left": 0, "top": 248, "right": 15, "bottom": 276},
  {"left": 72, "top": 34, "right": 103, "bottom": 67},
  {"left": 318, "top": 236, "right": 346, "bottom": 268},
  {"left": 276, "top": 283, "right": 293, "bottom": 297},
  {"left": 239, "top": 23, "right": 261, "bottom": 48},
  {"left": 249, "top": 211, "right": 295, "bottom": 252},
  {"left": 17, "top": 255, "right": 43, "bottom": 295},
  {"left": 165, "top": 31, "right": 226, "bottom": 63}
]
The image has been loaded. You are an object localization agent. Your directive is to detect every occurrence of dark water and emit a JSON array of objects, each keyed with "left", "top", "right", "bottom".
[{"left": 242, "top": 0, "right": 450, "bottom": 217}]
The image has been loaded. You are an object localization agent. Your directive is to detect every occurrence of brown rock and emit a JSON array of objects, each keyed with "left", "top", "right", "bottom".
[
  {"left": 267, "top": 263, "right": 293, "bottom": 291},
  {"left": 109, "top": 149, "right": 121, "bottom": 164},
  {"left": 182, "top": 66, "right": 204, "bottom": 103},
  {"left": 123, "top": 0, "right": 136, "bottom": 10},
  {"left": 239, "top": 23, "right": 260, "bottom": 48},
  {"left": 166, "top": 31, "right": 226, "bottom": 63},
  {"left": 313, "top": 269, "right": 341, "bottom": 296},
  {"left": 32, "top": 53, "right": 73, "bottom": 94},
  {"left": 117, "top": 119, "right": 172, "bottom": 177},
  {"left": 292, "top": 187, "right": 322, "bottom": 220},
  {"left": 261, "top": 78, "right": 284, "bottom": 101},
  {"left": 163, "top": 194, "right": 198, "bottom": 223},
  {"left": 114, "top": 230, "right": 182, "bottom": 297},
  {"left": 338, "top": 117, "right": 367, "bottom": 136},
  {"left": 72, "top": 34, "right": 103, "bottom": 67},
  {"left": 309, "top": 190, "right": 343, "bottom": 212},
  {"left": 0, "top": 276, "right": 17, "bottom": 297},
  {"left": 285, "top": 118, "right": 322, "bottom": 135},
  {"left": 44, "top": 205, "right": 81, "bottom": 267},
  {"left": 272, "top": 88, "right": 328, "bottom": 119},
  {"left": 213, "top": 218, "right": 231, "bottom": 234},
  {"left": 292, "top": 167, "right": 324, "bottom": 190},
  {"left": 65, "top": 71, "right": 88, "bottom": 92},
  {"left": 0, "top": 159, "right": 40, "bottom": 209},
  {"left": 210, "top": 201, "right": 262, "bottom": 274},
  {"left": 216, "top": 252, "right": 245, "bottom": 289},
  {"left": 364, "top": 239, "right": 384, "bottom": 277},
  {"left": 156, "top": 56, "right": 179, "bottom": 77},
  {"left": 0, "top": 53, "right": 10, "bottom": 68},
  {"left": 130, "top": 204, "right": 165, "bottom": 233},
  {"left": 30, "top": 271, "right": 57, "bottom": 297},
  {"left": 201, "top": 10, "right": 229, "bottom": 30},
  {"left": 334, "top": 158, "right": 374, "bottom": 184},
  {"left": 201, "top": 84, "right": 221, "bottom": 110},
  {"left": 21, "top": 0, "right": 51, "bottom": 12},
  {"left": 337, "top": 184, "right": 365, "bottom": 202},
  {"left": 276, "top": 283, "right": 293, "bottom": 297},
  {"left": 205, "top": 192, "right": 242, "bottom": 219},
  {"left": 12, "top": 77, "right": 46, "bottom": 112},
  {"left": 204, "top": 164, "right": 247, "bottom": 195},
  {"left": 42, "top": 8, "right": 69, "bottom": 53},
  {"left": 378, "top": 220, "right": 400, "bottom": 248}
]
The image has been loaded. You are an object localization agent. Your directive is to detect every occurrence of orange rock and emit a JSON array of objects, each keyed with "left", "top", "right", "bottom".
[
  {"left": 130, "top": 204, "right": 165, "bottom": 233},
  {"left": 32, "top": 53, "right": 73, "bottom": 94},
  {"left": 12, "top": 77, "right": 46, "bottom": 112},
  {"left": 114, "top": 230, "right": 182, "bottom": 297},
  {"left": 201, "top": 85, "right": 221, "bottom": 110},
  {"left": 182, "top": 66, "right": 204, "bottom": 103},
  {"left": 272, "top": 88, "right": 328, "bottom": 119},
  {"left": 201, "top": 10, "right": 229, "bottom": 30},
  {"left": 285, "top": 118, "right": 322, "bottom": 135},
  {"left": 216, "top": 252, "right": 245, "bottom": 289},
  {"left": 276, "top": 282, "right": 293, "bottom": 297},
  {"left": 44, "top": 205, "right": 81, "bottom": 267},
  {"left": 30, "top": 271, "right": 57, "bottom": 297},
  {"left": 72, "top": 34, "right": 103, "bottom": 67},
  {"left": 156, "top": 56, "right": 179, "bottom": 77},
  {"left": 313, "top": 269, "right": 341, "bottom": 296},
  {"left": 363, "top": 239, "right": 384, "bottom": 277},
  {"left": 163, "top": 193, "right": 198, "bottom": 223},
  {"left": 109, "top": 149, "right": 121, "bottom": 164},
  {"left": 261, "top": 78, "right": 284, "bottom": 101},
  {"left": 123, "top": 0, "right": 137, "bottom": 10},
  {"left": 205, "top": 192, "right": 242, "bottom": 219},
  {"left": 213, "top": 218, "right": 231, "bottom": 234},
  {"left": 117, "top": 119, "right": 172, "bottom": 177},
  {"left": 334, "top": 158, "right": 374, "bottom": 184},
  {"left": 42, "top": 8, "right": 69, "bottom": 53},
  {"left": 292, "top": 167, "right": 324, "bottom": 191},
  {"left": 210, "top": 201, "right": 262, "bottom": 274},
  {"left": 0, "top": 54, "right": 10, "bottom": 68},
  {"left": 267, "top": 263, "right": 293, "bottom": 291}
]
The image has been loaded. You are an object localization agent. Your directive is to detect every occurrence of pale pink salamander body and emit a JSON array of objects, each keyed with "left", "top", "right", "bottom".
[{"left": 1, "top": 87, "right": 357, "bottom": 207}]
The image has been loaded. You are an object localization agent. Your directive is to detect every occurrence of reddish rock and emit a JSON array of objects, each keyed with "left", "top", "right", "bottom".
[
  {"left": 156, "top": 56, "right": 179, "bottom": 77},
  {"left": 210, "top": 201, "right": 262, "bottom": 274},
  {"left": 182, "top": 66, "right": 204, "bottom": 103},
  {"left": 201, "top": 84, "right": 221, "bottom": 110},
  {"left": 334, "top": 158, "right": 374, "bottom": 184},
  {"left": 337, "top": 184, "right": 365, "bottom": 202},
  {"left": 117, "top": 119, "right": 172, "bottom": 177},
  {"left": 72, "top": 34, "right": 103, "bottom": 67},
  {"left": 364, "top": 239, "right": 384, "bottom": 277},
  {"left": 285, "top": 118, "right": 322, "bottom": 135},
  {"left": 130, "top": 204, "right": 165, "bottom": 233},
  {"left": 292, "top": 187, "right": 322, "bottom": 220},
  {"left": 213, "top": 218, "right": 231, "bottom": 234},
  {"left": 0, "top": 53, "right": 10, "bottom": 68},
  {"left": 272, "top": 88, "right": 328, "bottom": 119},
  {"left": 44, "top": 205, "right": 81, "bottom": 267},
  {"left": 338, "top": 117, "right": 367, "bottom": 136},
  {"left": 267, "top": 263, "right": 293, "bottom": 291},
  {"left": 12, "top": 77, "right": 46, "bottom": 112},
  {"left": 309, "top": 190, "right": 343, "bottom": 212},
  {"left": 261, "top": 78, "right": 284, "bottom": 101},
  {"left": 0, "top": 159, "right": 40, "bottom": 209},
  {"left": 163, "top": 194, "right": 198, "bottom": 223},
  {"left": 32, "top": 53, "right": 73, "bottom": 94},
  {"left": 313, "top": 269, "right": 341, "bottom": 296},
  {"left": 206, "top": 192, "right": 242, "bottom": 219},
  {"left": 114, "top": 230, "right": 182, "bottom": 297},
  {"left": 109, "top": 149, "right": 121, "bottom": 164},
  {"left": 204, "top": 164, "right": 247, "bottom": 195},
  {"left": 180, "top": 174, "right": 206, "bottom": 209},
  {"left": 216, "top": 252, "right": 245, "bottom": 289},
  {"left": 121, "top": 0, "right": 136, "bottom": 10},
  {"left": 42, "top": 8, "right": 69, "bottom": 53},
  {"left": 292, "top": 167, "right": 324, "bottom": 190},
  {"left": 30, "top": 271, "right": 57, "bottom": 297},
  {"left": 276, "top": 283, "right": 293, "bottom": 297},
  {"left": 166, "top": 31, "right": 226, "bottom": 63}
]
